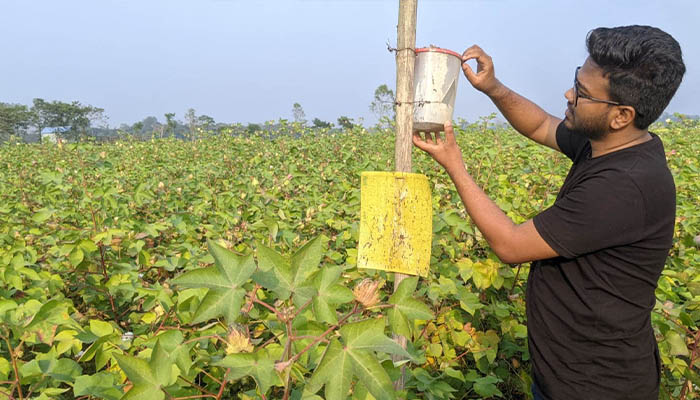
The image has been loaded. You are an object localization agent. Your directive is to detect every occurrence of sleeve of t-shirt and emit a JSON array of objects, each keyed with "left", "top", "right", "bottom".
[
  {"left": 556, "top": 121, "right": 588, "bottom": 161},
  {"left": 532, "top": 171, "right": 646, "bottom": 259}
]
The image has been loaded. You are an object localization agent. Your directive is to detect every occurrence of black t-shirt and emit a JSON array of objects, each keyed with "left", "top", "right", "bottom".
[{"left": 528, "top": 122, "right": 675, "bottom": 400}]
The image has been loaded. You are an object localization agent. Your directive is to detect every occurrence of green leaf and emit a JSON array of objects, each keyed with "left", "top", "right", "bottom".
[
  {"left": 666, "top": 331, "right": 689, "bottom": 356},
  {"left": 150, "top": 339, "right": 180, "bottom": 386},
  {"left": 192, "top": 287, "right": 246, "bottom": 324},
  {"left": 457, "top": 258, "right": 474, "bottom": 281},
  {"left": 150, "top": 329, "right": 194, "bottom": 375},
  {"left": 121, "top": 383, "right": 165, "bottom": 400},
  {"left": 209, "top": 241, "right": 256, "bottom": 286},
  {"left": 300, "top": 393, "right": 325, "bottom": 400},
  {"left": 312, "top": 265, "right": 353, "bottom": 324},
  {"left": 308, "top": 328, "right": 397, "bottom": 400},
  {"left": 456, "top": 290, "right": 484, "bottom": 316},
  {"left": 512, "top": 324, "right": 528, "bottom": 339},
  {"left": 214, "top": 350, "right": 281, "bottom": 393},
  {"left": 306, "top": 339, "right": 353, "bottom": 400},
  {"left": 471, "top": 260, "right": 501, "bottom": 290},
  {"left": 11, "top": 253, "right": 26, "bottom": 268},
  {"left": 387, "top": 308, "right": 409, "bottom": 339},
  {"left": 444, "top": 367, "right": 465, "bottom": 382},
  {"left": 471, "top": 330, "right": 501, "bottom": 364},
  {"left": 0, "top": 299, "right": 17, "bottom": 319},
  {"left": 678, "top": 312, "right": 695, "bottom": 329},
  {"left": 153, "top": 330, "right": 192, "bottom": 375},
  {"left": 171, "top": 266, "right": 220, "bottom": 289},
  {"left": 19, "top": 356, "right": 82, "bottom": 383},
  {"left": 396, "top": 297, "right": 433, "bottom": 320},
  {"left": 79, "top": 239, "right": 99, "bottom": 253},
  {"left": 24, "top": 299, "right": 71, "bottom": 330},
  {"left": 114, "top": 353, "right": 165, "bottom": 400},
  {"left": 388, "top": 277, "right": 433, "bottom": 338},
  {"left": 70, "top": 247, "right": 84, "bottom": 266},
  {"left": 291, "top": 235, "right": 325, "bottom": 287},
  {"left": 77, "top": 336, "right": 110, "bottom": 362},
  {"left": 472, "top": 263, "right": 490, "bottom": 289},
  {"left": 293, "top": 284, "right": 319, "bottom": 309},
  {"left": 254, "top": 236, "right": 325, "bottom": 301},
  {"left": 32, "top": 208, "right": 53, "bottom": 223},
  {"left": 73, "top": 372, "right": 122, "bottom": 400},
  {"left": 254, "top": 242, "right": 294, "bottom": 299},
  {"left": 340, "top": 318, "right": 412, "bottom": 361},
  {"left": 473, "top": 375, "right": 503, "bottom": 398},
  {"left": 352, "top": 381, "right": 381, "bottom": 400},
  {"left": 38, "top": 388, "right": 70, "bottom": 397},
  {"left": 171, "top": 241, "right": 254, "bottom": 324},
  {"left": 345, "top": 347, "right": 395, "bottom": 400},
  {"left": 0, "top": 357, "right": 10, "bottom": 381},
  {"left": 89, "top": 319, "right": 114, "bottom": 337}
]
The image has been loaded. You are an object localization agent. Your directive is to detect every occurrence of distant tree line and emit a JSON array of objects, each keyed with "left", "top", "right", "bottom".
[
  {"left": 3, "top": 87, "right": 695, "bottom": 144},
  {"left": 0, "top": 85, "right": 401, "bottom": 143},
  {"left": 0, "top": 99, "right": 105, "bottom": 142},
  {"left": 4, "top": 85, "right": 696, "bottom": 144}
]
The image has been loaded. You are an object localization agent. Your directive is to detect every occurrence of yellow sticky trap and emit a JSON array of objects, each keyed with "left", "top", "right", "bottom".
[{"left": 357, "top": 171, "right": 432, "bottom": 277}]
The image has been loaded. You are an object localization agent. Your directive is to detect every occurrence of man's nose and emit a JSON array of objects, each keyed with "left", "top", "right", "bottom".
[{"left": 564, "top": 87, "right": 575, "bottom": 105}]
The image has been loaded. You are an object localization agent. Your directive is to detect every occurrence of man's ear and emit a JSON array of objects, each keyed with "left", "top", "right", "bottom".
[{"left": 610, "top": 106, "right": 636, "bottom": 130}]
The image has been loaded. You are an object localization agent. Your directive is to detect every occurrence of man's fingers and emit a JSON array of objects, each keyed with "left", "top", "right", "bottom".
[
  {"left": 413, "top": 128, "right": 453, "bottom": 148},
  {"left": 461, "top": 48, "right": 485, "bottom": 67},
  {"left": 462, "top": 62, "right": 477, "bottom": 81},
  {"left": 412, "top": 131, "right": 427, "bottom": 146},
  {"left": 419, "top": 131, "right": 430, "bottom": 144},
  {"left": 434, "top": 130, "right": 444, "bottom": 144},
  {"left": 461, "top": 44, "right": 483, "bottom": 61},
  {"left": 475, "top": 54, "right": 492, "bottom": 74},
  {"left": 462, "top": 45, "right": 491, "bottom": 75},
  {"left": 444, "top": 121, "right": 456, "bottom": 144},
  {"left": 412, "top": 132, "right": 425, "bottom": 149},
  {"left": 412, "top": 131, "right": 433, "bottom": 152}
]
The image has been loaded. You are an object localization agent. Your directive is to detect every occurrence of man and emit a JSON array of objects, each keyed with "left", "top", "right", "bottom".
[{"left": 412, "top": 25, "right": 685, "bottom": 399}]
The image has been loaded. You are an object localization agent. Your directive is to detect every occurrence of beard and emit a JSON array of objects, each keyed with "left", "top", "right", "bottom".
[{"left": 564, "top": 108, "right": 608, "bottom": 141}]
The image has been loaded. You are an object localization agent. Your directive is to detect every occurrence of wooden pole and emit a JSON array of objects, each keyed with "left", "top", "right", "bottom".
[
  {"left": 393, "top": 0, "right": 417, "bottom": 392},
  {"left": 395, "top": 1, "right": 417, "bottom": 174}
]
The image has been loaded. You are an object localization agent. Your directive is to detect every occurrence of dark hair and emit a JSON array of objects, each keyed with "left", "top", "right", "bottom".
[{"left": 586, "top": 25, "right": 685, "bottom": 129}]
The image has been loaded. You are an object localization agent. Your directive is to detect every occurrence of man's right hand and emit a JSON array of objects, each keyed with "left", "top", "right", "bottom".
[
  {"left": 461, "top": 45, "right": 503, "bottom": 97},
  {"left": 460, "top": 45, "right": 562, "bottom": 153}
]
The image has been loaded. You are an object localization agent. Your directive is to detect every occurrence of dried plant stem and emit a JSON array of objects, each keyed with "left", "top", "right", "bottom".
[
  {"left": 177, "top": 376, "right": 215, "bottom": 397},
  {"left": 679, "top": 331, "right": 699, "bottom": 400},
  {"left": 253, "top": 298, "right": 286, "bottom": 322},
  {"left": 286, "top": 303, "right": 360, "bottom": 366},
  {"left": 1, "top": 334, "right": 23, "bottom": 400},
  {"left": 214, "top": 368, "right": 231, "bottom": 400},
  {"left": 509, "top": 264, "right": 522, "bottom": 295}
]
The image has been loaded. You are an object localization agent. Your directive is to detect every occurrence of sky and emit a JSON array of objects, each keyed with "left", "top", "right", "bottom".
[{"left": 1, "top": 0, "right": 698, "bottom": 127}]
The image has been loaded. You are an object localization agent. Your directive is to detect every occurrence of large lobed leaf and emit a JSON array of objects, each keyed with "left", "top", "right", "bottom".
[
  {"left": 307, "top": 318, "right": 417, "bottom": 400},
  {"left": 171, "top": 241, "right": 255, "bottom": 324},
  {"left": 253, "top": 235, "right": 325, "bottom": 301},
  {"left": 311, "top": 265, "right": 353, "bottom": 324},
  {"left": 387, "top": 276, "right": 433, "bottom": 338},
  {"left": 113, "top": 354, "right": 164, "bottom": 400},
  {"left": 214, "top": 349, "right": 282, "bottom": 393},
  {"left": 114, "top": 331, "right": 188, "bottom": 400}
]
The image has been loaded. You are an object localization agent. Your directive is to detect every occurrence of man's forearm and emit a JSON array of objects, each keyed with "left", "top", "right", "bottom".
[
  {"left": 411, "top": 119, "right": 558, "bottom": 263},
  {"left": 445, "top": 161, "right": 515, "bottom": 259},
  {"left": 486, "top": 81, "right": 554, "bottom": 139}
]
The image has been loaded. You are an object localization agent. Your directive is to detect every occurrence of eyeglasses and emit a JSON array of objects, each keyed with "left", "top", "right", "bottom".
[
  {"left": 573, "top": 67, "right": 643, "bottom": 117},
  {"left": 573, "top": 67, "right": 622, "bottom": 107}
]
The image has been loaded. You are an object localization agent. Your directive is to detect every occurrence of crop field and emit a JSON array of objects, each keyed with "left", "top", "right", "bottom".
[{"left": 0, "top": 118, "right": 698, "bottom": 399}]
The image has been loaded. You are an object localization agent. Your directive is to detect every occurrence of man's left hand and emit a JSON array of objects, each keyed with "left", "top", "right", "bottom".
[{"left": 412, "top": 121, "right": 465, "bottom": 174}]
